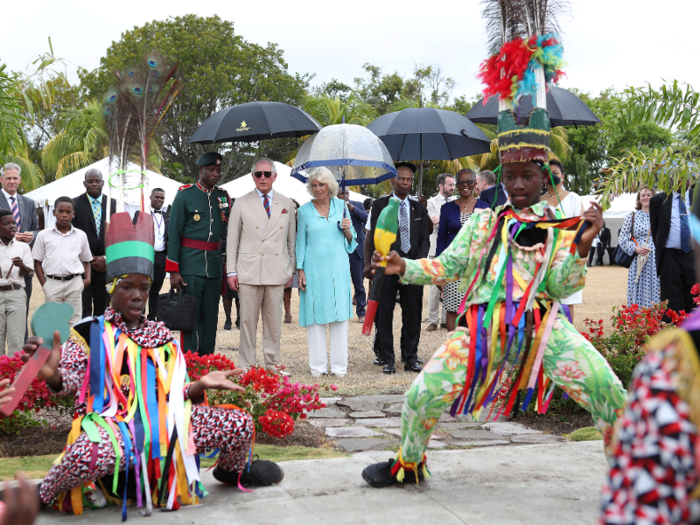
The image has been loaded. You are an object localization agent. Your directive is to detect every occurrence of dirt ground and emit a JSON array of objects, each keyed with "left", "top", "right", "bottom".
[{"left": 24, "top": 265, "right": 629, "bottom": 398}]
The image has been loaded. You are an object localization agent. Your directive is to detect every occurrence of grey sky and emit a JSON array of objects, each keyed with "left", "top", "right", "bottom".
[{"left": 3, "top": 0, "right": 698, "bottom": 102}]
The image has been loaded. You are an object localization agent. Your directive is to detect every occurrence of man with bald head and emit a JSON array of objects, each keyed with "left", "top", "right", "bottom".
[
  {"left": 72, "top": 169, "right": 116, "bottom": 317},
  {"left": 364, "top": 163, "right": 430, "bottom": 374}
]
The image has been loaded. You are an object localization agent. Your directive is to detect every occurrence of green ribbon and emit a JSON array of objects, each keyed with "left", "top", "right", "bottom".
[{"left": 106, "top": 241, "right": 155, "bottom": 263}]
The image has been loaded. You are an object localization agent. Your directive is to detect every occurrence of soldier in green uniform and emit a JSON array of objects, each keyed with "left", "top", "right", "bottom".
[{"left": 166, "top": 152, "right": 231, "bottom": 355}]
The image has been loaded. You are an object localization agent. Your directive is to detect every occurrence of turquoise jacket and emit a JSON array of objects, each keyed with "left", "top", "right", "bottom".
[{"left": 296, "top": 198, "right": 357, "bottom": 327}]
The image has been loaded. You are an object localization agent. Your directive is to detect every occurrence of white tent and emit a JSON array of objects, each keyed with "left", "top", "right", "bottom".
[
  {"left": 221, "top": 162, "right": 366, "bottom": 205},
  {"left": 580, "top": 192, "right": 637, "bottom": 254},
  {"left": 25, "top": 158, "right": 184, "bottom": 229}
]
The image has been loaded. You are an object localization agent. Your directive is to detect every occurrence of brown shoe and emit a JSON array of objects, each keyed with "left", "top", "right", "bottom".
[
  {"left": 440, "top": 323, "right": 448, "bottom": 329},
  {"left": 425, "top": 323, "right": 438, "bottom": 332}
]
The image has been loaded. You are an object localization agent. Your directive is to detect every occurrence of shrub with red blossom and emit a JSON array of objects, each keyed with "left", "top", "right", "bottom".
[{"left": 183, "top": 352, "right": 334, "bottom": 438}]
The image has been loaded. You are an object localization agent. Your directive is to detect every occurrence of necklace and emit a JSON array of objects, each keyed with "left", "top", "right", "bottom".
[
  {"left": 313, "top": 199, "right": 330, "bottom": 219},
  {"left": 546, "top": 188, "right": 566, "bottom": 198},
  {"left": 456, "top": 197, "right": 475, "bottom": 210}
]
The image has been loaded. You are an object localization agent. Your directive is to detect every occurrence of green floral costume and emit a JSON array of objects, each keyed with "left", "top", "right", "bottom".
[{"left": 396, "top": 201, "right": 626, "bottom": 470}]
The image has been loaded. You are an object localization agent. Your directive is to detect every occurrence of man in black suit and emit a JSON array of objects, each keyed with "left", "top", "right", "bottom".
[
  {"left": 597, "top": 223, "right": 611, "bottom": 266},
  {"left": 72, "top": 169, "right": 116, "bottom": 317},
  {"left": 474, "top": 170, "right": 508, "bottom": 210},
  {"left": 649, "top": 184, "right": 696, "bottom": 314},
  {"left": 133, "top": 188, "right": 168, "bottom": 320},
  {"left": 365, "top": 163, "right": 430, "bottom": 374},
  {"left": 0, "top": 163, "right": 40, "bottom": 338}
]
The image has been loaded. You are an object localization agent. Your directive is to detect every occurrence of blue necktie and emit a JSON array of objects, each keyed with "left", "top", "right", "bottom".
[
  {"left": 680, "top": 196, "right": 691, "bottom": 253},
  {"left": 399, "top": 200, "right": 410, "bottom": 254},
  {"left": 92, "top": 198, "right": 102, "bottom": 237}
]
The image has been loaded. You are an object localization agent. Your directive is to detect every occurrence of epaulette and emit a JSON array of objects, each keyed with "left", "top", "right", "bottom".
[{"left": 178, "top": 184, "right": 193, "bottom": 192}]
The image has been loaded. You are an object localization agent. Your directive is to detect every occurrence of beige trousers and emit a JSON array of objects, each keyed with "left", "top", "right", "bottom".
[
  {"left": 238, "top": 283, "right": 284, "bottom": 370},
  {"left": 0, "top": 287, "right": 27, "bottom": 355},
  {"left": 42, "top": 278, "right": 84, "bottom": 326}
]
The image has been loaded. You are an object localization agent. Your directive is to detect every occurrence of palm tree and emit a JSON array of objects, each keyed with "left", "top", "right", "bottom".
[
  {"left": 42, "top": 100, "right": 109, "bottom": 178},
  {"left": 303, "top": 94, "right": 377, "bottom": 126}
]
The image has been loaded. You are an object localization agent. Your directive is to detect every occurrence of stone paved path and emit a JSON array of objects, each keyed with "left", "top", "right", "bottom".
[{"left": 311, "top": 395, "right": 565, "bottom": 453}]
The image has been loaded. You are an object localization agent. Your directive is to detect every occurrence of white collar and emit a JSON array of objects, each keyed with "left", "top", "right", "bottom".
[
  {"left": 2, "top": 188, "right": 18, "bottom": 202},
  {"left": 256, "top": 188, "right": 274, "bottom": 199},
  {"left": 51, "top": 223, "right": 75, "bottom": 235}
]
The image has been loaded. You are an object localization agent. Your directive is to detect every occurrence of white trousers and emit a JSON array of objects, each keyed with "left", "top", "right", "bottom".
[
  {"left": 306, "top": 320, "right": 348, "bottom": 375},
  {"left": 42, "top": 278, "right": 84, "bottom": 326},
  {"left": 0, "top": 288, "right": 26, "bottom": 355}
]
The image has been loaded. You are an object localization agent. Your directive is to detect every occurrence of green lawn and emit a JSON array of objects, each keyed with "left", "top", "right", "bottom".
[
  {"left": 567, "top": 427, "right": 603, "bottom": 442},
  {"left": 0, "top": 445, "right": 346, "bottom": 481}
]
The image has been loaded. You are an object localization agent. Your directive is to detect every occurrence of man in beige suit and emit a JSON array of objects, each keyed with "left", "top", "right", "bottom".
[{"left": 227, "top": 157, "right": 296, "bottom": 374}]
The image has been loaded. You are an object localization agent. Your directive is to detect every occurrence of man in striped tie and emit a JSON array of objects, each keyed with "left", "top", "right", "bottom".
[{"left": 0, "top": 163, "right": 39, "bottom": 339}]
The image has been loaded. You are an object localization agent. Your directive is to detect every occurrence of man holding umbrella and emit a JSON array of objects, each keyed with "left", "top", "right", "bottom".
[{"left": 366, "top": 162, "right": 430, "bottom": 374}]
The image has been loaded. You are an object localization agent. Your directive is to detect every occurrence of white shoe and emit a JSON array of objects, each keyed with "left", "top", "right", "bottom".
[
  {"left": 331, "top": 372, "right": 347, "bottom": 378},
  {"left": 310, "top": 371, "right": 326, "bottom": 378}
]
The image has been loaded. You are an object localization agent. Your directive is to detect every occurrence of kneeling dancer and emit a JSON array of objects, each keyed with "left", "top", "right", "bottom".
[
  {"left": 362, "top": 37, "right": 626, "bottom": 487},
  {"left": 26, "top": 212, "right": 282, "bottom": 516}
]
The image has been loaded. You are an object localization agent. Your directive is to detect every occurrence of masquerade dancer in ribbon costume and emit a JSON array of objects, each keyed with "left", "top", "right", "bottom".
[
  {"left": 362, "top": 31, "right": 627, "bottom": 487},
  {"left": 22, "top": 212, "right": 282, "bottom": 517},
  {"left": 600, "top": 195, "right": 700, "bottom": 523}
]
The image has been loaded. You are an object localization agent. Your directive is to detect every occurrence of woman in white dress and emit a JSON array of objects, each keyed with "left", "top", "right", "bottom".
[{"left": 544, "top": 159, "right": 584, "bottom": 320}]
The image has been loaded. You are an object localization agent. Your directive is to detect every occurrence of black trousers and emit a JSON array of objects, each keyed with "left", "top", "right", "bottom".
[
  {"left": 588, "top": 248, "right": 596, "bottom": 266},
  {"left": 596, "top": 244, "right": 607, "bottom": 266},
  {"left": 376, "top": 273, "right": 423, "bottom": 366},
  {"left": 82, "top": 271, "right": 108, "bottom": 318},
  {"left": 659, "top": 249, "right": 697, "bottom": 315},
  {"left": 147, "top": 251, "right": 167, "bottom": 321}
]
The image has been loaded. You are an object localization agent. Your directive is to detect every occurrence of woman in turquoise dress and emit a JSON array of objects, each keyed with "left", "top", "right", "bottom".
[{"left": 296, "top": 168, "right": 357, "bottom": 377}]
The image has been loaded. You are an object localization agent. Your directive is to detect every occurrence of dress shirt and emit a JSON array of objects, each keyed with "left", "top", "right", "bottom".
[
  {"left": 152, "top": 210, "right": 166, "bottom": 252},
  {"left": 427, "top": 193, "right": 453, "bottom": 257},
  {"left": 256, "top": 188, "right": 274, "bottom": 211},
  {"left": 665, "top": 191, "right": 691, "bottom": 249},
  {"left": 32, "top": 224, "right": 92, "bottom": 276},
  {"left": 0, "top": 237, "right": 32, "bottom": 287}
]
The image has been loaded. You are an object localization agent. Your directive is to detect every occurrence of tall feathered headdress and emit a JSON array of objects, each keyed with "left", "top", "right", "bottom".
[
  {"left": 101, "top": 51, "right": 182, "bottom": 214},
  {"left": 478, "top": 0, "right": 569, "bottom": 163}
]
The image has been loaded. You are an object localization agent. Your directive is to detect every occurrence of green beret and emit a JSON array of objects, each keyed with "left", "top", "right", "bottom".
[{"left": 196, "top": 152, "right": 223, "bottom": 167}]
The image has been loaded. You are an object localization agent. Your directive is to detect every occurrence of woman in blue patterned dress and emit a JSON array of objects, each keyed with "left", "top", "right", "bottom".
[
  {"left": 618, "top": 188, "right": 660, "bottom": 308},
  {"left": 296, "top": 168, "right": 357, "bottom": 378}
]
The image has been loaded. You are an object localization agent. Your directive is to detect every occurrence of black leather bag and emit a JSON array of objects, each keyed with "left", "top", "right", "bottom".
[
  {"left": 157, "top": 289, "right": 196, "bottom": 332},
  {"left": 612, "top": 212, "right": 636, "bottom": 269}
]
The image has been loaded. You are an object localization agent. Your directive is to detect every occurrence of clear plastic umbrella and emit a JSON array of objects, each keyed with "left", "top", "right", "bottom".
[{"left": 290, "top": 124, "right": 396, "bottom": 186}]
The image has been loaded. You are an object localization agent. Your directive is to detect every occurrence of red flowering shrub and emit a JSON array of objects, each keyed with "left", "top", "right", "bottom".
[
  {"left": 0, "top": 353, "right": 73, "bottom": 434},
  {"left": 182, "top": 352, "right": 334, "bottom": 438},
  {"left": 259, "top": 410, "right": 295, "bottom": 439}
]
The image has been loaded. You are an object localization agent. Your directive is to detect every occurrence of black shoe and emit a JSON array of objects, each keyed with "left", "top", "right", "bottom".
[
  {"left": 224, "top": 319, "right": 232, "bottom": 330},
  {"left": 362, "top": 459, "right": 424, "bottom": 488},
  {"left": 213, "top": 458, "right": 283, "bottom": 487},
  {"left": 235, "top": 317, "right": 241, "bottom": 329},
  {"left": 383, "top": 364, "right": 396, "bottom": 374},
  {"left": 373, "top": 357, "right": 384, "bottom": 366},
  {"left": 404, "top": 362, "right": 422, "bottom": 373},
  {"left": 416, "top": 357, "right": 424, "bottom": 365}
]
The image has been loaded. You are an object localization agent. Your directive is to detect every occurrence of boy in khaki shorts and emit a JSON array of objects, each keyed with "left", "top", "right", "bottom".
[
  {"left": 0, "top": 209, "right": 33, "bottom": 354},
  {"left": 32, "top": 196, "right": 92, "bottom": 326}
]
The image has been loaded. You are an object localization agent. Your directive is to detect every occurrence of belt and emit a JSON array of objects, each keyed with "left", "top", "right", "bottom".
[
  {"left": 181, "top": 237, "right": 221, "bottom": 251},
  {"left": 0, "top": 284, "right": 21, "bottom": 291},
  {"left": 46, "top": 274, "right": 81, "bottom": 281}
]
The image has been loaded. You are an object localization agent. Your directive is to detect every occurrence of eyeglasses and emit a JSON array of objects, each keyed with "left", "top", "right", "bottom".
[
  {"left": 456, "top": 180, "right": 476, "bottom": 186},
  {"left": 254, "top": 171, "right": 273, "bottom": 178}
]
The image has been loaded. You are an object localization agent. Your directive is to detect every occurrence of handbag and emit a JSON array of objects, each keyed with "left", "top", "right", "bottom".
[
  {"left": 612, "top": 212, "right": 637, "bottom": 269},
  {"left": 157, "top": 288, "right": 197, "bottom": 332}
]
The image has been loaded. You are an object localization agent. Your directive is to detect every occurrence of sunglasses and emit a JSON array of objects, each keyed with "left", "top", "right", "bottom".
[
  {"left": 254, "top": 171, "right": 273, "bottom": 178},
  {"left": 456, "top": 180, "right": 476, "bottom": 186}
]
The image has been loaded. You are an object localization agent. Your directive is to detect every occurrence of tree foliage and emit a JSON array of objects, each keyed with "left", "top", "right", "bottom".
[{"left": 78, "top": 14, "right": 311, "bottom": 183}]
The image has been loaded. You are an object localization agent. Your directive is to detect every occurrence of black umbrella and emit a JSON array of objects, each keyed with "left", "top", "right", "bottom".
[
  {"left": 466, "top": 86, "right": 601, "bottom": 127},
  {"left": 188, "top": 101, "right": 322, "bottom": 144},
  {"left": 367, "top": 107, "right": 491, "bottom": 195}
]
